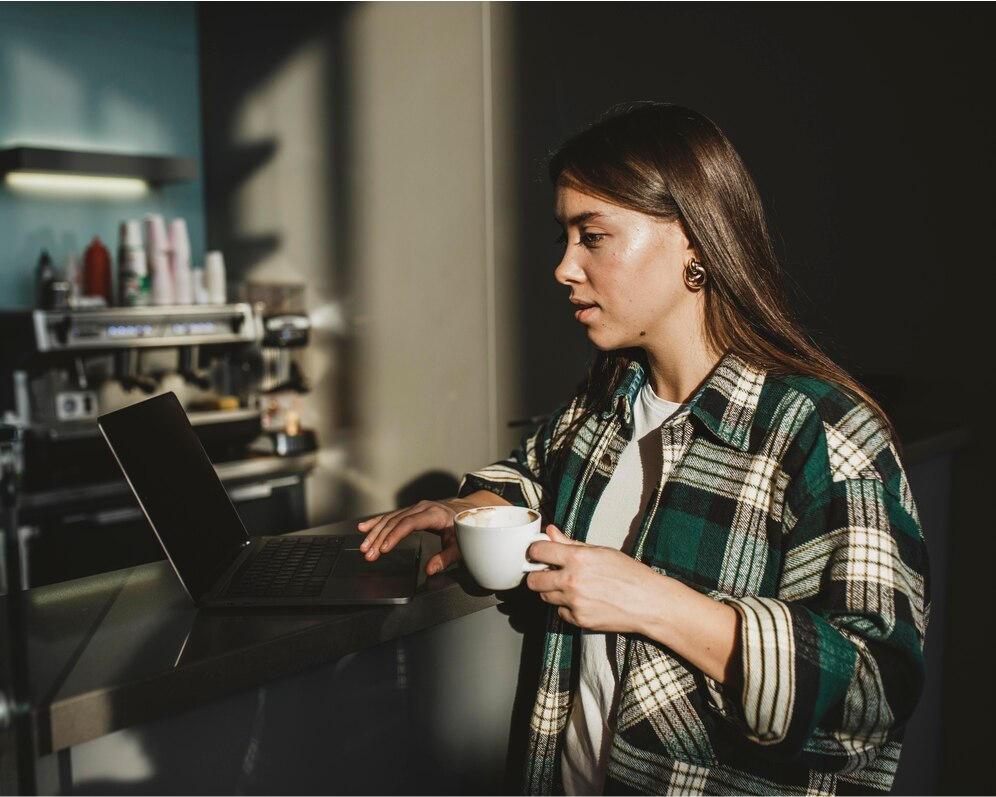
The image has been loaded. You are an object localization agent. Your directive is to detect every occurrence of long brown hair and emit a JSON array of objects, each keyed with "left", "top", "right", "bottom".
[
  {"left": 548, "top": 102, "right": 899, "bottom": 451},
  {"left": 548, "top": 102, "right": 895, "bottom": 444}
]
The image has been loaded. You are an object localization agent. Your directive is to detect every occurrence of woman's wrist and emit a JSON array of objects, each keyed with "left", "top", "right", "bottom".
[
  {"left": 637, "top": 572, "right": 740, "bottom": 684},
  {"left": 444, "top": 490, "right": 511, "bottom": 511}
]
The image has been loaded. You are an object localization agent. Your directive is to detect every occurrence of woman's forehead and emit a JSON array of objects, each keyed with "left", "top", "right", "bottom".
[
  {"left": 554, "top": 185, "right": 639, "bottom": 225},
  {"left": 555, "top": 185, "right": 614, "bottom": 215}
]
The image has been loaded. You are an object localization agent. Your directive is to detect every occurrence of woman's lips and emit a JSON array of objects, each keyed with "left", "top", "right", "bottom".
[{"left": 574, "top": 304, "right": 598, "bottom": 322}]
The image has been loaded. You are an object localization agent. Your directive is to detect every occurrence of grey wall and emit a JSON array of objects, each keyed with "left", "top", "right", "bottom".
[{"left": 200, "top": 3, "right": 507, "bottom": 523}]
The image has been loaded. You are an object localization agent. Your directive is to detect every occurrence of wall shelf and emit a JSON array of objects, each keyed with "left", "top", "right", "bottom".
[{"left": 0, "top": 146, "right": 197, "bottom": 185}]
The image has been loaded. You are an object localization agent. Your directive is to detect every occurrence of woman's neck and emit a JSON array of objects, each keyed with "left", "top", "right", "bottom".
[{"left": 642, "top": 328, "right": 723, "bottom": 404}]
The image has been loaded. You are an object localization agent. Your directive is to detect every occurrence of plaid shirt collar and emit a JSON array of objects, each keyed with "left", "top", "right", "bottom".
[{"left": 603, "top": 351, "right": 766, "bottom": 453}]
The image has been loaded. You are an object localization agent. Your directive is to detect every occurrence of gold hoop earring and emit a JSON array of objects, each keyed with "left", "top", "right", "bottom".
[{"left": 683, "top": 258, "right": 707, "bottom": 291}]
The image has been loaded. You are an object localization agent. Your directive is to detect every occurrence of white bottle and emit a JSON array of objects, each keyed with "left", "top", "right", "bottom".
[
  {"left": 118, "top": 220, "right": 149, "bottom": 306},
  {"left": 62, "top": 252, "right": 82, "bottom": 302},
  {"left": 169, "top": 218, "right": 193, "bottom": 305},
  {"left": 205, "top": 250, "right": 227, "bottom": 304}
]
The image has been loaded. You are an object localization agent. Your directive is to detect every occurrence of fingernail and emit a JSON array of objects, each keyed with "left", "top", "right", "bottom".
[{"left": 380, "top": 544, "right": 390, "bottom": 552}]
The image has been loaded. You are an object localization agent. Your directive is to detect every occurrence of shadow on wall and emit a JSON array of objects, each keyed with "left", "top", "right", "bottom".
[
  {"left": 395, "top": 470, "right": 461, "bottom": 508},
  {"left": 199, "top": 4, "right": 359, "bottom": 522}
]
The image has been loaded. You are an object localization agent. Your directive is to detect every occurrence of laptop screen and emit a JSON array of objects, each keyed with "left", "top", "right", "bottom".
[{"left": 98, "top": 392, "right": 249, "bottom": 600}]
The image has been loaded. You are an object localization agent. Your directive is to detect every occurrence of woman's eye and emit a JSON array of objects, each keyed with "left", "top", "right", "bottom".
[{"left": 580, "top": 232, "right": 604, "bottom": 248}]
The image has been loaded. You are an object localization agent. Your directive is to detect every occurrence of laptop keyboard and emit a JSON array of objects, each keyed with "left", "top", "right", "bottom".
[{"left": 224, "top": 536, "right": 345, "bottom": 598}]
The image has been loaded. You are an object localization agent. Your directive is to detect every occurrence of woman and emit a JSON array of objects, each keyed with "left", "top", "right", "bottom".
[{"left": 357, "top": 102, "right": 928, "bottom": 796}]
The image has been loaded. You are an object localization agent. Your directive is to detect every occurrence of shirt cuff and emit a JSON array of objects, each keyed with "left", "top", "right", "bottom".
[
  {"left": 458, "top": 464, "right": 545, "bottom": 511},
  {"left": 720, "top": 596, "right": 797, "bottom": 745}
]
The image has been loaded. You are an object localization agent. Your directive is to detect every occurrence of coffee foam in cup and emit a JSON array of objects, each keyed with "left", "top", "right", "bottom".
[{"left": 457, "top": 507, "right": 538, "bottom": 528}]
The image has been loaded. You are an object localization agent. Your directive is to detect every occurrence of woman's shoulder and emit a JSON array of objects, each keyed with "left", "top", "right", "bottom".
[
  {"left": 763, "top": 373, "right": 886, "bottom": 428},
  {"left": 760, "top": 372, "right": 900, "bottom": 484}
]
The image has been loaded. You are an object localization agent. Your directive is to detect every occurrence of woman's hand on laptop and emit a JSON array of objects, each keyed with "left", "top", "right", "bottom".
[{"left": 357, "top": 490, "right": 510, "bottom": 575}]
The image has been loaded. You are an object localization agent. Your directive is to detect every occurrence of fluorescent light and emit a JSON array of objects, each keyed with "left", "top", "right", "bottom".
[{"left": 5, "top": 171, "right": 149, "bottom": 196}]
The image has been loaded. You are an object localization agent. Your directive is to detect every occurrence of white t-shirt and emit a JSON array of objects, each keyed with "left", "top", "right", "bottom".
[{"left": 560, "top": 381, "right": 682, "bottom": 795}]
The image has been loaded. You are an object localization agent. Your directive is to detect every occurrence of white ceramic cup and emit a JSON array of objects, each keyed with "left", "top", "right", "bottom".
[{"left": 454, "top": 505, "right": 548, "bottom": 591}]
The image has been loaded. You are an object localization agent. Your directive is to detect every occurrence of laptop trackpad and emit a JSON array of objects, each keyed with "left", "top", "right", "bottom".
[{"left": 333, "top": 549, "right": 416, "bottom": 578}]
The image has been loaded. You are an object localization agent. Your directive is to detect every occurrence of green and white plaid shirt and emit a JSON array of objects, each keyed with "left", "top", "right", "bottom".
[{"left": 459, "top": 353, "right": 928, "bottom": 795}]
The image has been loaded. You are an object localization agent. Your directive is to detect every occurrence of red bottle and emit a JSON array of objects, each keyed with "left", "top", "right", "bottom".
[{"left": 83, "top": 236, "right": 113, "bottom": 306}]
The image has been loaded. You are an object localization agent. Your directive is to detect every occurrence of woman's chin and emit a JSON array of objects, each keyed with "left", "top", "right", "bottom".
[
  {"left": 586, "top": 327, "right": 636, "bottom": 352},
  {"left": 587, "top": 332, "right": 624, "bottom": 352}
]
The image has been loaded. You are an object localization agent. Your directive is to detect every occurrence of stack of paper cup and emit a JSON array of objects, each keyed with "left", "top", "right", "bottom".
[
  {"left": 192, "top": 267, "right": 209, "bottom": 304},
  {"left": 145, "top": 214, "right": 173, "bottom": 306},
  {"left": 205, "top": 250, "right": 227, "bottom": 304},
  {"left": 169, "top": 218, "right": 193, "bottom": 305}
]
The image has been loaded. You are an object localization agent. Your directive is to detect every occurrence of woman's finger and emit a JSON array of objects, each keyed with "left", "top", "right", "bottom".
[
  {"left": 378, "top": 504, "right": 451, "bottom": 553},
  {"left": 425, "top": 538, "right": 463, "bottom": 576},
  {"left": 545, "top": 524, "right": 575, "bottom": 544},
  {"left": 360, "top": 505, "right": 427, "bottom": 556},
  {"left": 357, "top": 507, "right": 405, "bottom": 544},
  {"left": 527, "top": 539, "right": 575, "bottom": 567},
  {"left": 356, "top": 513, "right": 385, "bottom": 531},
  {"left": 526, "top": 567, "right": 564, "bottom": 594}
]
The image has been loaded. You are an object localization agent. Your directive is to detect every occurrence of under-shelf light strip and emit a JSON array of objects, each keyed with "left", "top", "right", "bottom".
[{"left": 5, "top": 171, "right": 148, "bottom": 196}]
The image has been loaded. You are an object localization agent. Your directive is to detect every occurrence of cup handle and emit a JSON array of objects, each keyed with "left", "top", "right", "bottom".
[{"left": 523, "top": 531, "right": 551, "bottom": 572}]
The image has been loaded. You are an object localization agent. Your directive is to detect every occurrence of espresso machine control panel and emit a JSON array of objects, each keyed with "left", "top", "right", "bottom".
[
  {"left": 29, "top": 304, "right": 257, "bottom": 351},
  {"left": 0, "top": 303, "right": 271, "bottom": 490}
]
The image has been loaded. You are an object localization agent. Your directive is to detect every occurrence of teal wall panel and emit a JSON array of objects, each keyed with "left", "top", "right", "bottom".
[{"left": 0, "top": 1, "right": 204, "bottom": 307}]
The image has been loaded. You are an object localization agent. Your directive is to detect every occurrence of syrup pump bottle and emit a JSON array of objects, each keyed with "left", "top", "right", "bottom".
[{"left": 83, "top": 236, "right": 113, "bottom": 306}]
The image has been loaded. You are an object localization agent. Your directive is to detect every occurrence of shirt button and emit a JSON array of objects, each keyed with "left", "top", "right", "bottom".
[{"left": 601, "top": 453, "right": 613, "bottom": 467}]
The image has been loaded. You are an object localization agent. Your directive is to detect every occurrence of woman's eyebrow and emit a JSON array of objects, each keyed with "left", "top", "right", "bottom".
[{"left": 554, "top": 211, "right": 607, "bottom": 228}]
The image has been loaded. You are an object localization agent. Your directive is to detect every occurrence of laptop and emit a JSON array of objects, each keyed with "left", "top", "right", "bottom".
[{"left": 98, "top": 392, "right": 420, "bottom": 607}]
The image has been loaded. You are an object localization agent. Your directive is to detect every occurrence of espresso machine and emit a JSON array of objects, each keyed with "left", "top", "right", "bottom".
[{"left": 0, "top": 303, "right": 316, "bottom": 587}]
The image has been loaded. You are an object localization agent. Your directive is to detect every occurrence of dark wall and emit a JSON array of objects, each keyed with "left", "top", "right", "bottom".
[
  {"left": 504, "top": 5, "right": 992, "bottom": 795},
  {"left": 507, "top": 3, "right": 989, "bottom": 415}
]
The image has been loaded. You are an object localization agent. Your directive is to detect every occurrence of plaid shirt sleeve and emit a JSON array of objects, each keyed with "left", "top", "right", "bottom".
[
  {"left": 706, "top": 397, "right": 929, "bottom": 771},
  {"left": 457, "top": 398, "right": 583, "bottom": 514}
]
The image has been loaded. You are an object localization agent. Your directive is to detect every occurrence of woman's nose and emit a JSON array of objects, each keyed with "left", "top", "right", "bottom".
[{"left": 554, "top": 249, "right": 584, "bottom": 285}]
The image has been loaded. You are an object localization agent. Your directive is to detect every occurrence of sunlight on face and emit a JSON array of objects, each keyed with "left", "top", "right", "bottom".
[{"left": 553, "top": 186, "right": 698, "bottom": 352}]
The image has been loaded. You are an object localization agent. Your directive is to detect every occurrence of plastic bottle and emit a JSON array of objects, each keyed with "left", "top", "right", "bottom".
[
  {"left": 118, "top": 220, "right": 149, "bottom": 306},
  {"left": 83, "top": 237, "right": 113, "bottom": 306},
  {"left": 63, "top": 251, "right": 82, "bottom": 302},
  {"left": 169, "top": 218, "right": 193, "bottom": 305},
  {"left": 35, "top": 249, "right": 56, "bottom": 308}
]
